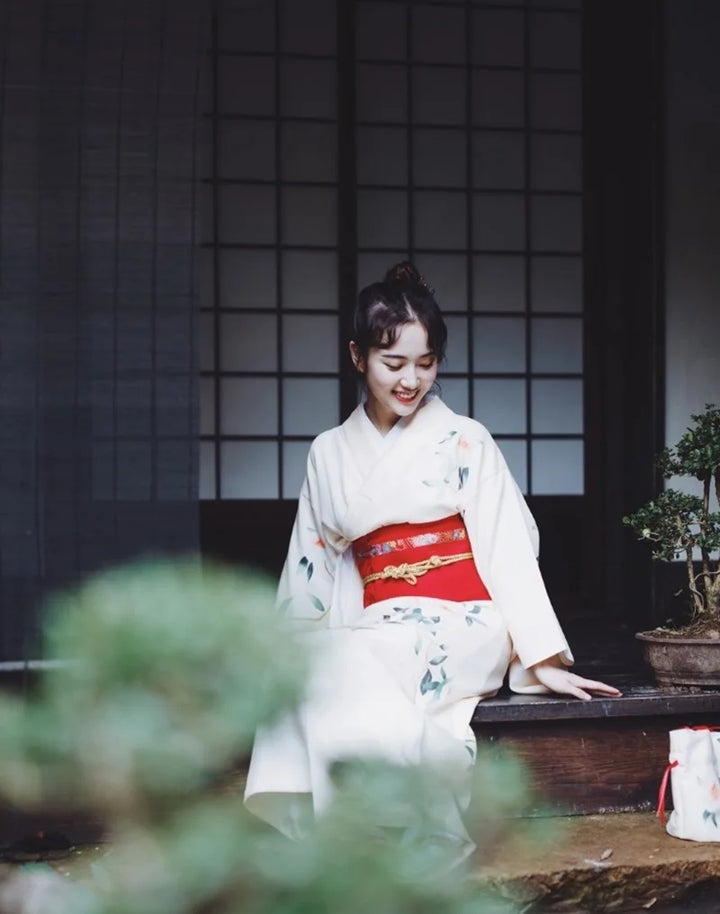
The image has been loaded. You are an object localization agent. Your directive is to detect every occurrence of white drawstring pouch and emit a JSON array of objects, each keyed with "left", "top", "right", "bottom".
[{"left": 658, "top": 726, "right": 720, "bottom": 841}]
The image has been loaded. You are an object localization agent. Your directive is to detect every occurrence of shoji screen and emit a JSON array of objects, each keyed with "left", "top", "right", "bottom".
[
  {"left": 355, "top": 0, "right": 583, "bottom": 496},
  {"left": 202, "top": 0, "right": 583, "bottom": 500},
  {"left": 200, "top": 0, "right": 340, "bottom": 500}
]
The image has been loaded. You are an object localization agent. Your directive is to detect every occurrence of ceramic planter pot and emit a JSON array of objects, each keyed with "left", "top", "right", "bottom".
[{"left": 636, "top": 631, "right": 720, "bottom": 687}]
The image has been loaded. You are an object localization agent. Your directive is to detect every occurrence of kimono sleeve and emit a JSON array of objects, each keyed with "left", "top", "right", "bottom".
[
  {"left": 463, "top": 430, "right": 573, "bottom": 675},
  {"left": 275, "top": 442, "right": 339, "bottom": 628}
]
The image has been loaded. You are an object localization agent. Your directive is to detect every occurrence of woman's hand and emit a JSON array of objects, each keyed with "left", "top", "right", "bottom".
[{"left": 530, "top": 662, "right": 622, "bottom": 701}]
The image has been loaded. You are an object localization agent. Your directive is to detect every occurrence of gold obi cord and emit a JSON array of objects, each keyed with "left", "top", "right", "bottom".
[{"left": 360, "top": 552, "right": 474, "bottom": 587}]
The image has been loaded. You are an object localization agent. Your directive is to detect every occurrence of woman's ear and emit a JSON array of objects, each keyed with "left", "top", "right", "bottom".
[{"left": 349, "top": 341, "right": 365, "bottom": 373}]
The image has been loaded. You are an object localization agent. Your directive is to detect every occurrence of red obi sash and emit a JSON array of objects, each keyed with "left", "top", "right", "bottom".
[{"left": 351, "top": 514, "right": 491, "bottom": 608}]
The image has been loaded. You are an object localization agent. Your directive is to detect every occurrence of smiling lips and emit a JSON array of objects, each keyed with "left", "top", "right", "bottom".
[{"left": 394, "top": 390, "right": 418, "bottom": 402}]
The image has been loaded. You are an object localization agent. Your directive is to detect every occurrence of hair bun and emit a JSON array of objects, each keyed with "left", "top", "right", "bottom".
[{"left": 383, "top": 261, "right": 434, "bottom": 295}]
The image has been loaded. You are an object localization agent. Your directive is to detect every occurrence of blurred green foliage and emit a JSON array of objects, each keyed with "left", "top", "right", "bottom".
[{"left": 0, "top": 559, "right": 530, "bottom": 913}]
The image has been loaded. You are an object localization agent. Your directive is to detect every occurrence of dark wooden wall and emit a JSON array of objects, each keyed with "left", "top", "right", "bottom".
[{"left": 583, "top": 0, "right": 665, "bottom": 632}]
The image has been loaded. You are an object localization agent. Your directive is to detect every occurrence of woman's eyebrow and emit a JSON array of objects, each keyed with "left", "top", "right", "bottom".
[{"left": 381, "top": 352, "right": 434, "bottom": 360}]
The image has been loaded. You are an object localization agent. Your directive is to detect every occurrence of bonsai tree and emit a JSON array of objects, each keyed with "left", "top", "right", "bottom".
[{"left": 623, "top": 403, "right": 720, "bottom": 636}]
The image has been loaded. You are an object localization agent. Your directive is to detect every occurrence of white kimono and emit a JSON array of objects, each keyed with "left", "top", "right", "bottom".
[{"left": 244, "top": 397, "right": 572, "bottom": 854}]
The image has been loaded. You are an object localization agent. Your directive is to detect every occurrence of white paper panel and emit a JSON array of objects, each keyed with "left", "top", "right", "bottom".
[
  {"left": 217, "top": 57, "right": 275, "bottom": 115},
  {"left": 281, "top": 122, "right": 337, "bottom": 182},
  {"left": 196, "top": 115, "right": 213, "bottom": 181},
  {"left": 356, "top": 64, "right": 408, "bottom": 122},
  {"left": 414, "top": 191, "right": 467, "bottom": 249},
  {"left": 413, "top": 129, "right": 466, "bottom": 187},
  {"left": 220, "top": 313, "right": 278, "bottom": 371},
  {"left": 531, "top": 378, "right": 583, "bottom": 434},
  {"left": 116, "top": 441, "right": 152, "bottom": 500},
  {"left": 473, "top": 316, "right": 526, "bottom": 372},
  {"left": 282, "top": 315, "right": 339, "bottom": 373},
  {"left": 412, "top": 67, "right": 466, "bottom": 125},
  {"left": 530, "top": 73, "right": 582, "bottom": 130},
  {"left": 443, "top": 315, "right": 469, "bottom": 373},
  {"left": 415, "top": 253, "right": 467, "bottom": 311},
  {"left": 356, "top": 1, "right": 407, "bottom": 61},
  {"left": 473, "top": 131, "right": 525, "bottom": 189},
  {"left": 473, "top": 194, "right": 525, "bottom": 251},
  {"left": 200, "top": 377, "right": 215, "bottom": 435},
  {"left": 281, "top": 0, "right": 336, "bottom": 54},
  {"left": 282, "top": 440, "right": 313, "bottom": 499},
  {"left": 221, "top": 377, "right": 278, "bottom": 435},
  {"left": 199, "top": 441, "right": 216, "bottom": 499},
  {"left": 91, "top": 440, "right": 112, "bottom": 500},
  {"left": 531, "top": 256, "right": 582, "bottom": 312},
  {"left": 357, "top": 126, "right": 408, "bottom": 186},
  {"left": 436, "top": 378, "right": 469, "bottom": 416},
  {"left": 199, "top": 182, "right": 214, "bottom": 244},
  {"left": 473, "top": 378, "right": 526, "bottom": 434},
  {"left": 472, "top": 71, "right": 525, "bottom": 128},
  {"left": 221, "top": 441, "right": 278, "bottom": 498},
  {"left": 282, "top": 378, "right": 340, "bottom": 435},
  {"left": 199, "top": 312, "right": 215, "bottom": 371},
  {"left": 530, "top": 11, "right": 582, "bottom": 70},
  {"left": 531, "top": 439, "right": 584, "bottom": 495},
  {"left": 531, "top": 195, "right": 582, "bottom": 252},
  {"left": 282, "top": 187, "right": 337, "bottom": 246},
  {"left": 218, "top": 120, "right": 275, "bottom": 180},
  {"left": 282, "top": 251, "right": 338, "bottom": 310},
  {"left": 197, "top": 247, "right": 215, "bottom": 310},
  {"left": 280, "top": 59, "right": 336, "bottom": 119},
  {"left": 412, "top": 5, "right": 466, "bottom": 64},
  {"left": 357, "top": 251, "right": 407, "bottom": 289},
  {"left": 473, "top": 254, "right": 525, "bottom": 312},
  {"left": 218, "top": 185, "right": 276, "bottom": 244},
  {"left": 531, "top": 317, "right": 583, "bottom": 373},
  {"left": 217, "top": 1, "right": 275, "bottom": 52},
  {"left": 472, "top": 8, "right": 524, "bottom": 66},
  {"left": 218, "top": 249, "right": 276, "bottom": 310},
  {"left": 357, "top": 190, "right": 408, "bottom": 248},
  {"left": 496, "top": 438, "right": 528, "bottom": 494},
  {"left": 531, "top": 134, "right": 581, "bottom": 191},
  {"left": 529, "top": 0, "right": 580, "bottom": 7}
]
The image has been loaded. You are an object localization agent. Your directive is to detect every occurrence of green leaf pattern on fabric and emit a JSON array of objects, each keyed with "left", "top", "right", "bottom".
[
  {"left": 297, "top": 556, "right": 314, "bottom": 582},
  {"left": 421, "top": 430, "right": 464, "bottom": 488},
  {"left": 390, "top": 606, "right": 453, "bottom": 701},
  {"left": 420, "top": 665, "right": 449, "bottom": 698},
  {"left": 465, "top": 604, "right": 486, "bottom": 627}
]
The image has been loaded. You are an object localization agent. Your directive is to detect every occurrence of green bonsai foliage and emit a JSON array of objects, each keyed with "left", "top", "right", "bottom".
[
  {"left": 0, "top": 559, "right": 529, "bottom": 913},
  {"left": 623, "top": 404, "right": 720, "bottom": 629}
]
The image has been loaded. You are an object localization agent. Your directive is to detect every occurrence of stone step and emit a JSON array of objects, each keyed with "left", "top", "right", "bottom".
[{"left": 471, "top": 810, "right": 720, "bottom": 913}]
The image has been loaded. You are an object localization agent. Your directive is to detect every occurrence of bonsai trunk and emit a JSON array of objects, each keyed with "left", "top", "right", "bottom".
[{"left": 687, "top": 552, "right": 705, "bottom": 616}]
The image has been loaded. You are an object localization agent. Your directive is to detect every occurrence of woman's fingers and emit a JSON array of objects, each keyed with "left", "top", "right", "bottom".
[
  {"left": 531, "top": 664, "right": 623, "bottom": 700},
  {"left": 573, "top": 676, "right": 622, "bottom": 696}
]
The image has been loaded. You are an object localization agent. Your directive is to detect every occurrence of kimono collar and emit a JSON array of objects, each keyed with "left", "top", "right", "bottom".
[{"left": 339, "top": 396, "right": 457, "bottom": 538}]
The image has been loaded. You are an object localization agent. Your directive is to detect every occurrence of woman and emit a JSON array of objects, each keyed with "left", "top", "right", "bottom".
[{"left": 244, "top": 263, "right": 619, "bottom": 857}]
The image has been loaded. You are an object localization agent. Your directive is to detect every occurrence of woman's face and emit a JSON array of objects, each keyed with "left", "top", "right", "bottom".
[{"left": 350, "top": 321, "right": 438, "bottom": 434}]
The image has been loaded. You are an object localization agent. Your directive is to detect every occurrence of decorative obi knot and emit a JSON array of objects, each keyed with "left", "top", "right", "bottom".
[{"left": 351, "top": 514, "right": 491, "bottom": 608}]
